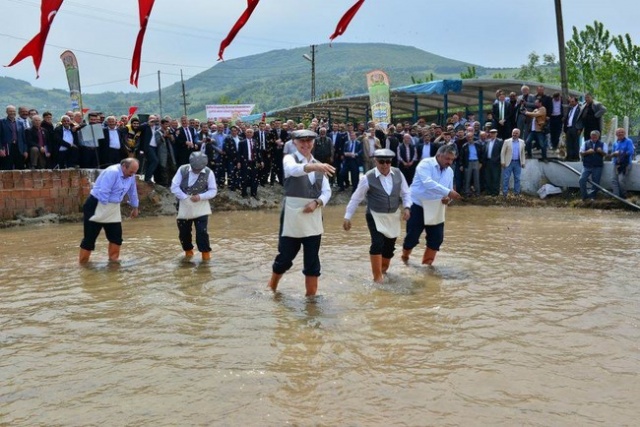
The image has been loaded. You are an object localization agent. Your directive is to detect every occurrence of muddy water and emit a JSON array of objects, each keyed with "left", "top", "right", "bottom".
[{"left": 1, "top": 206, "right": 639, "bottom": 426}]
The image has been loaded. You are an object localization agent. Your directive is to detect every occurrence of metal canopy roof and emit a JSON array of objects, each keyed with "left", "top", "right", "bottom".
[{"left": 245, "top": 79, "right": 582, "bottom": 123}]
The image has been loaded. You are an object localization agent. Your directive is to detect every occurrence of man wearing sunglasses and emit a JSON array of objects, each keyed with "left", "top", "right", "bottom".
[{"left": 343, "top": 149, "right": 411, "bottom": 283}]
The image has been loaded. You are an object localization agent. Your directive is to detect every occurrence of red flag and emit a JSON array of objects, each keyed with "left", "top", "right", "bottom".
[
  {"left": 329, "top": 0, "right": 365, "bottom": 42},
  {"left": 130, "top": 0, "right": 156, "bottom": 87},
  {"left": 128, "top": 106, "right": 139, "bottom": 119},
  {"left": 218, "top": 0, "right": 260, "bottom": 61},
  {"left": 82, "top": 108, "right": 90, "bottom": 114},
  {"left": 5, "top": 0, "right": 64, "bottom": 77}
]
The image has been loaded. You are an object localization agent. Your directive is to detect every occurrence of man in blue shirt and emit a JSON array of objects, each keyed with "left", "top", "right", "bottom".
[
  {"left": 579, "top": 130, "right": 606, "bottom": 201},
  {"left": 610, "top": 128, "right": 635, "bottom": 199},
  {"left": 401, "top": 144, "right": 462, "bottom": 266},
  {"left": 79, "top": 158, "right": 140, "bottom": 264}
]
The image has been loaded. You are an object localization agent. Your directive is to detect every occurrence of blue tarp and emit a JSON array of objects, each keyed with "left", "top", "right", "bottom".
[
  {"left": 240, "top": 113, "right": 268, "bottom": 122},
  {"left": 394, "top": 79, "right": 463, "bottom": 95}
]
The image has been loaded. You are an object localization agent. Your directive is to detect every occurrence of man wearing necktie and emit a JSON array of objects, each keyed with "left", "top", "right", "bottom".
[
  {"left": 0, "top": 105, "right": 27, "bottom": 170},
  {"left": 563, "top": 96, "right": 584, "bottom": 161},
  {"left": 238, "top": 128, "right": 262, "bottom": 199},
  {"left": 341, "top": 131, "right": 362, "bottom": 193},
  {"left": 257, "top": 122, "right": 271, "bottom": 186},
  {"left": 492, "top": 92, "right": 511, "bottom": 140}
]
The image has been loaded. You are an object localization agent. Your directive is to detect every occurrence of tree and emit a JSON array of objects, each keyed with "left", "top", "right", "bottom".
[
  {"left": 319, "top": 89, "right": 344, "bottom": 100},
  {"left": 492, "top": 72, "right": 509, "bottom": 79},
  {"left": 410, "top": 73, "right": 435, "bottom": 84},
  {"left": 566, "top": 21, "right": 640, "bottom": 120},
  {"left": 566, "top": 21, "right": 612, "bottom": 94},
  {"left": 514, "top": 52, "right": 559, "bottom": 83},
  {"left": 460, "top": 66, "right": 476, "bottom": 79}
]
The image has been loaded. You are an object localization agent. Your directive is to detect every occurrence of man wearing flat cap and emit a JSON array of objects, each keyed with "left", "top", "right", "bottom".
[
  {"left": 267, "top": 130, "right": 336, "bottom": 296},
  {"left": 170, "top": 151, "right": 218, "bottom": 261},
  {"left": 343, "top": 148, "right": 411, "bottom": 282}
]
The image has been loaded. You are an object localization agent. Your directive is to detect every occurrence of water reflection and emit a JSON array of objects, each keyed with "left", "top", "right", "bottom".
[{"left": 1, "top": 206, "right": 640, "bottom": 425}]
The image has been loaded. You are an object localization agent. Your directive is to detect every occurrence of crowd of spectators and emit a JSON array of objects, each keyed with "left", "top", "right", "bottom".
[{"left": 1, "top": 85, "right": 624, "bottom": 200}]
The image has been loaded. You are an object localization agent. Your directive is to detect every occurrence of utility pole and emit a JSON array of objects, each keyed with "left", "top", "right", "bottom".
[
  {"left": 555, "top": 0, "right": 569, "bottom": 105},
  {"left": 180, "top": 69, "right": 189, "bottom": 116},
  {"left": 303, "top": 45, "right": 316, "bottom": 102},
  {"left": 157, "top": 70, "right": 163, "bottom": 117}
]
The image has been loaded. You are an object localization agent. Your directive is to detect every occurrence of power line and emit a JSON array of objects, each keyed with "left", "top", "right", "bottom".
[
  {"left": 3, "top": 0, "right": 309, "bottom": 51},
  {"left": 0, "top": 33, "right": 211, "bottom": 69}
]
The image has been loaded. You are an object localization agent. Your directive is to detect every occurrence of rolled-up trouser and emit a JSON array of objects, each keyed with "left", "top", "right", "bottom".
[
  {"left": 402, "top": 203, "right": 445, "bottom": 251},
  {"left": 80, "top": 195, "right": 123, "bottom": 251},
  {"left": 177, "top": 215, "right": 211, "bottom": 253},
  {"left": 272, "top": 209, "right": 322, "bottom": 276},
  {"left": 366, "top": 213, "right": 396, "bottom": 258}
]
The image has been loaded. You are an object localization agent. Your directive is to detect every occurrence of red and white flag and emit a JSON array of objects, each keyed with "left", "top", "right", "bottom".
[
  {"left": 130, "top": 0, "right": 156, "bottom": 87},
  {"left": 330, "top": 0, "right": 365, "bottom": 42},
  {"left": 5, "top": 0, "right": 64, "bottom": 77},
  {"left": 218, "top": 0, "right": 260, "bottom": 61}
]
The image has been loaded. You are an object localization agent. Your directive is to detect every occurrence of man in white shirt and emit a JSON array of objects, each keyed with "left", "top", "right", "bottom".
[{"left": 343, "top": 149, "right": 411, "bottom": 282}]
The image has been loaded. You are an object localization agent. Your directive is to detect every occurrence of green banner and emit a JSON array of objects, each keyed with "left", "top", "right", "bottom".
[
  {"left": 60, "top": 50, "right": 83, "bottom": 112},
  {"left": 366, "top": 69, "right": 391, "bottom": 129}
]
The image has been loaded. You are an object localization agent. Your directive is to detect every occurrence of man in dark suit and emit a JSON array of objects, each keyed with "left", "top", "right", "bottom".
[
  {"left": 100, "top": 115, "right": 127, "bottom": 168},
  {"left": 329, "top": 123, "right": 348, "bottom": 187},
  {"left": 483, "top": 129, "right": 503, "bottom": 196},
  {"left": 53, "top": 115, "right": 79, "bottom": 169},
  {"left": 341, "top": 130, "right": 362, "bottom": 192},
  {"left": 492, "top": 92, "right": 512, "bottom": 141},
  {"left": 397, "top": 133, "right": 417, "bottom": 185},
  {"left": 580, "top": 93, "right": 607, "bottom": 138},
  {"left": 223, "top": 125, "right": 242, "bottom": 190},
  {"left": 416, "top": 134, "right": 439, "bottom": 161},
  {"left": 25, "top": 115, "right": 51, "bottom": 169},
  {"left": 269, "top": 120, "right": 287, "bottom": 185},
  {"left": 174, "top": 115, "right": 200, "bottom": 167},
  {"left": 380, "top": 125, "right": 400, "bottom": 167},
  {"left": 237, "top": 128, "right": 263, "bottom": 199},
  {"left": 255, "top": 121, "right": 271, "bottom": 186},
  {"left": 138, "top": 115, "right": 159, "bottom": 182},
  {"left": 460, "top": 131, "right": 484, "bottom": 196},
  {"left": 0, "top": 105, "right": 27, "bottom": 170},
  {"left": 564, "top": 96, "right": 584, "bottom": 161}
]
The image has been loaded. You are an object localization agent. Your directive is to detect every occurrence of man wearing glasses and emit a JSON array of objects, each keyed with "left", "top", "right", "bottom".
[{"left": 343, "top": 149, "right": 411, "bottom": 282}]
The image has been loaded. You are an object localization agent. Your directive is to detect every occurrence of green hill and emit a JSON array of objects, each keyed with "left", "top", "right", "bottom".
[{"left": 0, "top": 43, "right": 518, "bottom": 120}]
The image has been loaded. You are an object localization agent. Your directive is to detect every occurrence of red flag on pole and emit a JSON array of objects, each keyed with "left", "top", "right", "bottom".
[
  {"left": 128, "top": 106, "right": 139, "bottom": 119},
  {"left": 130, "top": 0, "right": 156, "bottom": 87},
  {"left": 329, "top": 0, "right": 365, "bottom": 42},
  {"left": 5, "top": 0, "right": 64, "bottom": 77},
  {"left": 218, "top": 0, "right": 260, "bottom": 61},
  {"left": 82, "top": 108, "right": 90, "bottom": 115}
]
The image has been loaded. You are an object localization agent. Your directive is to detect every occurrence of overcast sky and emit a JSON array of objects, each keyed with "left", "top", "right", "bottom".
[{"left": 1, "top": 0, "right": 638, "bottom": 94}]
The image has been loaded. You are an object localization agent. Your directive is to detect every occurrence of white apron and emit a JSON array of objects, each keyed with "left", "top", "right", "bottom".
[
  {"left": 281, "top": 196, "right": 323, "bottom": 238},
  {"left": 370, "top": 209, "right": 401, "bottom": 238},
  {"left": 89, "top": 202, "right": 122, "bottom": 223},
  {"left": 421, "top": 199, "right": 446, "bottom": 225},
  {"left": 177, "top": 198, "right": 212, "bottom": 220}
]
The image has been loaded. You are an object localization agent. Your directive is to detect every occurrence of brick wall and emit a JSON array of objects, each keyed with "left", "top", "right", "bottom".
[{"left": 0, "top": 170, "right": 99, "bottom": 220}]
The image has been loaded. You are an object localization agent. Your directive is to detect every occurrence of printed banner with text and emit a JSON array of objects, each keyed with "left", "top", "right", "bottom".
[
  {"left": 60, "top": 50, "right": 83, "bottom": 111},
  {"left": 205, "top": 104, "right": 255, "bottom": 121},
  {"left": 366, "top": 69, "right": 391, "bottom": 129}
]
